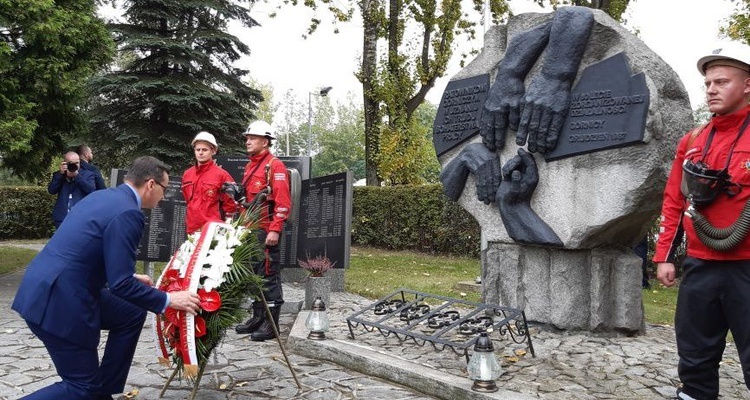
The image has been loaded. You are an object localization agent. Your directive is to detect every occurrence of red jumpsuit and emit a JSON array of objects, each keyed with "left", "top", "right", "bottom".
[
  {"left": 654, "top": 105, "right": 750, "bottom": 399},
  {"left": 655, "top": 105, "right": 750, "bottom": 262},
  {"left": 181, "top": 159, "right": 237, "bottom": 234},
  {"left": 241, "top": 150, "right": 291, "bottom": 234},
  {"left": 241, "top": 149, "right": 291, "bottom": 304}
]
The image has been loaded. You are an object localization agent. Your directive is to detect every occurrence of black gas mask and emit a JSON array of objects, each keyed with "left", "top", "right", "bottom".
[{"left": 681, "top": 159, "right": 739, "bottom": 207}]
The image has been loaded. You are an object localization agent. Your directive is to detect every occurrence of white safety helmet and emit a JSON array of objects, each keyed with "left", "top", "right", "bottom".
[
  {"left": 696, "top": 42, "right": 750, "bottom": 76},
  {"left": 191, "top": 131, "right": 218, "bottom": 148},
  {"left": 243, "top": 120, "right": 276, "bottom": 140}
]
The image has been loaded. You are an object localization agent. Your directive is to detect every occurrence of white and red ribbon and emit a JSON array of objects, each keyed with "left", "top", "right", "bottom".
[
  {"left": 152, "top": 249, "right": 182, "bottom": 366},
  {"left": 152, "top": 221, "right": 229, "bottom": 377}
]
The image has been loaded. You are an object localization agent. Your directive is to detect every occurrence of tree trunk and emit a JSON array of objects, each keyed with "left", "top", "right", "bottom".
[{"left": 361, "top": 0, "right": 381, "bottom": 186}]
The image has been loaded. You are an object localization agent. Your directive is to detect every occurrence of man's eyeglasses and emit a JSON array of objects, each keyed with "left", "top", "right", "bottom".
[
  {"left": 152, "top": 179, "right": 176, "bottom": 199},
  {"left": 154, "top": 180, "right": 168, "bottom": 191}
]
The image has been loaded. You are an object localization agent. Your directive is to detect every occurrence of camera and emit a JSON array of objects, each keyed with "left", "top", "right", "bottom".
[
  {"left": 66, "top": 161, "right": 79, "bottom": 173},
  {"left": 221, "top": 182, "right": 245, "bottom": 203}
]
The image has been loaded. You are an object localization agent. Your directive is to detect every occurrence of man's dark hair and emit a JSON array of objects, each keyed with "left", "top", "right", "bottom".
[
  {"left": 124, "top": 156, "right": 170, "bottom": 187},
  {"left": 75, "top": 144, "right": 90, "bottom": 156}
]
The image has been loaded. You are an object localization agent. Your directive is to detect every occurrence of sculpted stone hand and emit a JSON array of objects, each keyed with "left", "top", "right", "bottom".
[
  {"left": 496, "top": 148, "right": 562, "bottom": 246},
  {"left": 440, "top": 143, "right": 501, "bottom": 204},
  {"left": 480, "top": 21, "right": 552, "bottom": 152},
  {"left": 517, "top": 75, "right": 571, "bottom": 153},
  {"left": 515, "top": 7, "right": 594, "bottom": 154},
  {"left": 480, "top": 74, "right": 526, "bottom": 152},
  {"left": 497, "top": 148, "right": 538, "bottom": 204}
]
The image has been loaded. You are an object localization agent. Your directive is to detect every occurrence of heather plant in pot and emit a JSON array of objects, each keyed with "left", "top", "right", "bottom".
[
  {"left": 299, "top": 254, "right": 335, "bottom": 277},
  {"left": 299, "top": 254, "right": 335, "bottom": 308}
]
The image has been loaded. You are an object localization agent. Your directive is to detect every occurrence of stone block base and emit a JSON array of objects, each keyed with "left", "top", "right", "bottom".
[{"left": 482, "top": 243, "right": 644, "bottom": 333}]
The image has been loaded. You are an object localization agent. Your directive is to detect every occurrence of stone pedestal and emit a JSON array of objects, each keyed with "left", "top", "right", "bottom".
[
  {"left": 305, "top": 275, "right": 332, "bottom": 310},
  {"left": 482, "top": 243, "right": 644, "bottom": 333}
]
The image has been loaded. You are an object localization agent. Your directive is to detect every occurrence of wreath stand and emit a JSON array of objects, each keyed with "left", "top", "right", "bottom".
[{"left": 159, "top": 292, "right": 302, "bottom": 399}]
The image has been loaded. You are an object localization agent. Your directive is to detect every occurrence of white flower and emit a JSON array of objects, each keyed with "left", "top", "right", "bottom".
[
  {"left": 203, "top": 249, "right": 233, "bottom": 272},
  {"left": 226, "top": 228, "right": 244, "bottom": 248},
  {"left": 201, "top": 267, "right": 225, "bottom": 292},
  {"left": 174, "top": 235, "right": 199, "bottom": 276},
  {"left": 168, "top": 223, "right": 249, "bottom": 293}
]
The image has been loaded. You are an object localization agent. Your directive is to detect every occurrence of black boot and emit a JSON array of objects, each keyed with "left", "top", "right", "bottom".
[
  {"left": 235, "top": 302, "right": 264, "bottom": 334},
  {"left": 251, "top": 301, "right": 282, "bottom": 342}
]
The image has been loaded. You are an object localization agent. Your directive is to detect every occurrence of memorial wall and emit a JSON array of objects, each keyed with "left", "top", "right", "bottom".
[
  {"left": 113, "top": 156, "right": 352, "bottom": 271},
  {"left": 112, "top": 169, "right": 187, "bottom": 262}
]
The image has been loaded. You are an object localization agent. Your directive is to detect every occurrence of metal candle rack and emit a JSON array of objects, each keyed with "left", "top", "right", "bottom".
[{"left": 346, "top": 288, "right": 535, "bottom": 362}]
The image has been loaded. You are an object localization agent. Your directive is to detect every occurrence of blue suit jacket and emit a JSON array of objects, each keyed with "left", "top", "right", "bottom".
[
  {"left": 81, "top": 160, "right": 107, "bottom": 190},
  {"left": 47, "top": 169, "right": 97, "bottom": 226},
  {"left": 12, "top": 184, "right": 168, "bottom": 349}
]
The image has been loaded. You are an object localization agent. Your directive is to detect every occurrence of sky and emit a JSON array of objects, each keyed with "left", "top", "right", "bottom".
[
  {"left": 99, "top": 0, "right": 738, "bottom": 114},
  {"left": 231, "top": 0, "right": 737, "bottom": 112}
]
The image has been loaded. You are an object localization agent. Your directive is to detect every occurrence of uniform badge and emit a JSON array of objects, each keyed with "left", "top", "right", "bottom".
[{"left": 744, "top": 159, "right": 750, "bottom": 173}]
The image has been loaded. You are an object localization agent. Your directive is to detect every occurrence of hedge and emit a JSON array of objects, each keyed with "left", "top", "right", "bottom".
[
  {"left": 0, "top": 187, "right": 55, "bottom": 240},
  {"left": 352, "top": 184, "right": 480, "bottom": 257},
  {"left": 1, "top": 184, "right": 481, "bottom": 258}
]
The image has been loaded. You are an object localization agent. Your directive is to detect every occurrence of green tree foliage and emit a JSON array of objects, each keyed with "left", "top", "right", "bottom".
[
  {"left": 378, "top": 101, "right": 439, "bottom": 184},
  {"left": 86, "top": 0, "right": 263, "bottom": 173},
  {"left": 721, "top": 0, "right": 750, "bottom": 43},
  {"left": 312, "top": 95, "right": 366, "bottom": 179},
  {"left": 253, "top": 81, "right": 277, "bottom": 129},
  {"left": 694, "top": 102, "right": 712, "bottom": 126},
  {"left": 308, "top": 93, "right": 335, "bottom": 157},
  {"left": 0, "top": 0, "right": 114, "bottom": 182},
  {"left": 283, "top": 0, "right": 508, "bottom": 185},
  {"left": 362, "top": 0, "right": 509, "bottom": 185}
]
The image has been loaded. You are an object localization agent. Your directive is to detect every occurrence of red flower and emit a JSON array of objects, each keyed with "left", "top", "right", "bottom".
[
  {"left": 164, "top": 308, "right": 183, "bottom": 326},
  {"left": 159, "top": 269, "right": 184, "bottom": 293},
  {"left": 194, "top": 316, "right": 207, "bottom": 338},
  {"left": 162, "top": 317, "right": 180, "bottom": 349},
  {"left": 166, "top": 280, "right": 185, "bottom": 293},
  {"left": 164, "top": 269, "right": 180, "bottom": 281},
  {"left": 197, "top": 289, "right": 222, "bottom": 312}
]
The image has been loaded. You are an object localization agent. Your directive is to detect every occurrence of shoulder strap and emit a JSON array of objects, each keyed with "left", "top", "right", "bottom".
[
  {"left": 686, "top": 123, "right": 708, "bottom": 148},
  {"left": 241, "top": 152, "right": 272, "bottom": 188},
  {"left": 264, "top": 156, "right": 279, "bottom": 193}
]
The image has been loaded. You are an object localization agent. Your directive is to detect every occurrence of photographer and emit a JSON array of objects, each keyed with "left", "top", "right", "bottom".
[{"left": 48, "top": 151, "right": 96, "bottom": 228}]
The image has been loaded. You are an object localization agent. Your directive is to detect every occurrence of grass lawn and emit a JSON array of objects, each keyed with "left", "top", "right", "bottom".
[
  {"left": 642, "top": 280, "right": 679, "bottom": 326},
  {"left": 0, "top": 243, "right": 676, "bottom": 325},
  {"left": 0, "top": 245, "right": 38, "bottom": 275},
  {"left": 347, "top": 246, "right": 482, "bottom": 303}
]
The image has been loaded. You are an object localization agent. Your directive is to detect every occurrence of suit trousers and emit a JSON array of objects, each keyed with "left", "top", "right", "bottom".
[
  {"left": 21, "top": 289, "right": 147, "bottom": 399},
  {"left": 676, "top": 257, "right": 750, "bottom": 400}
]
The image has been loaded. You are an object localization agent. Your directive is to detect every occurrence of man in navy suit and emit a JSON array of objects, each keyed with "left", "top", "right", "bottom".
[
  {"left": 47, "top": 151, "right": 96, "bottom": 228},
  {"left": 75, "top": 144, "right": 107, "bottom": 190},
  {"left": 13, "top": 156, "right": 202, "bottom": 400}
]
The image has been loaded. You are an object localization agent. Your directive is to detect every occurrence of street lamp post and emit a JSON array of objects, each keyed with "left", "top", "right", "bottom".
[
  {"left": 307, "top": 86, "right": 333, "bottom": 156},
  {"left": 286, "top": 127, "right": 290, "bottom": 156}
]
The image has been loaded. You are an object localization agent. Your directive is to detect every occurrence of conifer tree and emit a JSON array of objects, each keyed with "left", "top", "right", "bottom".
[{"left": 87, "top": 0, "right": 262, "bottom": 171}]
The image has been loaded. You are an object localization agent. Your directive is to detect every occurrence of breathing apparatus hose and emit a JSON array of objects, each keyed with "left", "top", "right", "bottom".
[{"left": 685, "top": 199, "right": 750, "bottom": 251}]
